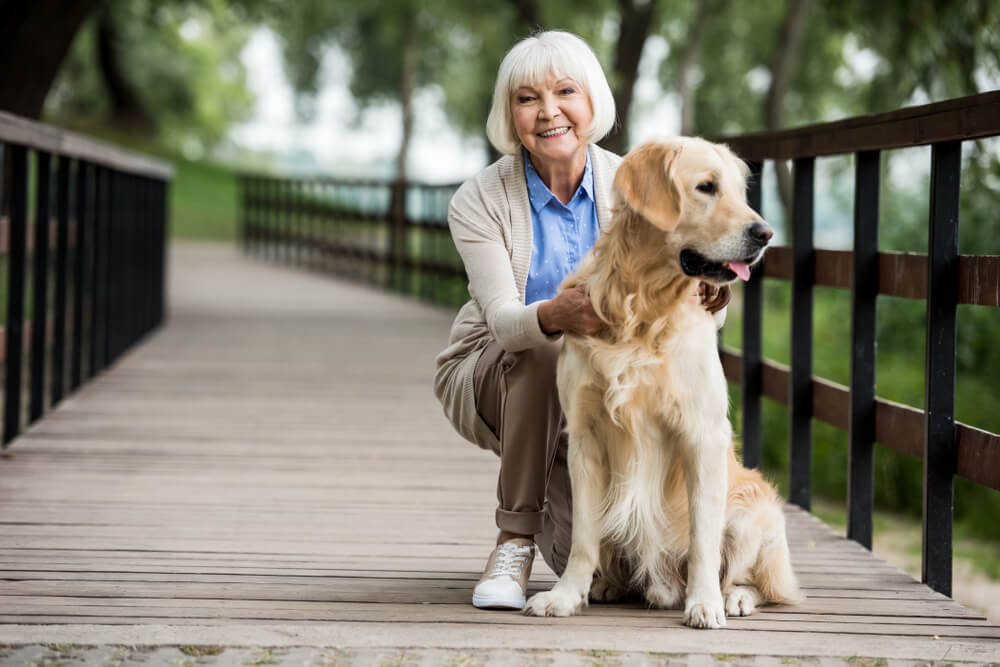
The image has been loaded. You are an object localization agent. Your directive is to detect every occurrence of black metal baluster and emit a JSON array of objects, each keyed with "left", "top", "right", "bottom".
[
  {"left": 284, "top": 178, "right": 292, "bottom": 265},
  {"left": 70, "top": 162, "right": 90, "bottom": 390},
  {"left": 29, "top": 150, "right": 51, "bottom": 423},
  {"left": 273, "top": 178, "right": 282, "bottom": 263},
  {"left": 789, "top": 157, "right": 815, "bottom": 510},
  {"left": 4, "top": 145, "right": 29, "bottom": 446},
  {"left": 52, "top": 155, "right": 70, "bottom": 405},
  {"left": 89, "top": 166, "right": 107, "bottom": 377},
  {"left": 923, "top": 140, "right": 960, "bottom": 597},
  {"left": 238, "top": 174, "right": 247, "bottom": 254},
  {"left": 143, "top": 177, "right": 154, "bottom": 334},
  {"left": 848, "top": 150, "right": 880, "bottom": 549},
  {"left": 742, "top": 160, "right": 764, "bottom": 469},
  {"left": 156, "top": 178, "right": 168, "bottom": 327},
  {"left": 297, "top": 179, "right": 305, "bottom": 268}
]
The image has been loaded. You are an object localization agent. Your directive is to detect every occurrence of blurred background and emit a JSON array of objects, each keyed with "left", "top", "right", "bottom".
[{"left": 3, "top": 0, "right": 998, "bottom": 616}]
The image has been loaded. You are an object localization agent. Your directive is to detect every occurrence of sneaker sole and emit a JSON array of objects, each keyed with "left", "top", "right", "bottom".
[{"left": 472, "top": 592, "right": 526, "bottom": 610}]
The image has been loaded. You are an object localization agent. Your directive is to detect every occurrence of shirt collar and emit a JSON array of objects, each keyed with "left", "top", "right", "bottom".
[{"left": 523, "top": 148, "right": 594, "bottom": 213}]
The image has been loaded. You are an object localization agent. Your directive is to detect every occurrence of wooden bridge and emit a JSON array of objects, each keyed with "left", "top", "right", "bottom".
[
  {"left": 0, "top": 243, "right": 995, "bottom": 662},
  {"left": 0, "top": 98, "right": 999, "bottom": 663}
]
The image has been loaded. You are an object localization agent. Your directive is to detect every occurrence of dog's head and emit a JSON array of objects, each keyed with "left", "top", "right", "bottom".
[{"left": 613, "top": 137, "right": 772, "bottom": 285}]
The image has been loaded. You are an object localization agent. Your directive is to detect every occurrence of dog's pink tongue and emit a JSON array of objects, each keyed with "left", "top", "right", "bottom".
[{"left": 727, "top": 261, "right": 751, "bottom": 281}]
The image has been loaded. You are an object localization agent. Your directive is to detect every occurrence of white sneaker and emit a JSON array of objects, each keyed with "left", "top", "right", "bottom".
[{"left": 472, "top": 538, "right": 534, "bottom": 610}]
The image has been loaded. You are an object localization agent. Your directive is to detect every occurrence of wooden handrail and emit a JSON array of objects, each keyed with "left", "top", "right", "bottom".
[
  {"left": 0, "top": 111, "right": 173, "bottom": 180},
  {"left": 720, "top": 91, "right": 1000, "bottom": 159}
]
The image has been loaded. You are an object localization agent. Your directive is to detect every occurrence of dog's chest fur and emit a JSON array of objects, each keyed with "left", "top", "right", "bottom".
[{"left": 560, "top": 306, "right": 730, "bottom": 585}]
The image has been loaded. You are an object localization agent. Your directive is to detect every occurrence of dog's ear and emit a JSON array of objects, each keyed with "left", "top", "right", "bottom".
[{"left": 614, "top": 142, "right": 683, "bottom": 231}]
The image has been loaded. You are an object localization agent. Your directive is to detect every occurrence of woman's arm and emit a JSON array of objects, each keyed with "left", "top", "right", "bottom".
[{"left": 448, "top": 180, "right": 556, "bottom": 352}]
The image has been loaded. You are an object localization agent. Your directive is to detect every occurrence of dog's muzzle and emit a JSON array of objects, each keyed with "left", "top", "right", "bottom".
[{"left": 680, "top": 221, "right": 774, "bottom": 282}]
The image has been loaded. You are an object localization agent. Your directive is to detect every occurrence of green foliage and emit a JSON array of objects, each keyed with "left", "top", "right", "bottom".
[{"left": 45, "top": 0, "right": 255, "bottom": 156}]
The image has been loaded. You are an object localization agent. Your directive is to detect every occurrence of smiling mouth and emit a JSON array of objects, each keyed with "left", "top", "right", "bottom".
[
  {"left": 537, "top": 127, "right": 571, "bottom": 138},
  {"left": 679, "top": 248, "right": 759, "bottom": 282}
]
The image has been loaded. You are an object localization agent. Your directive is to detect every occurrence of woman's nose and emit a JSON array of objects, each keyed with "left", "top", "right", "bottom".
[{"left": 538, "top": 95, "right": 560, "bottom": 119}]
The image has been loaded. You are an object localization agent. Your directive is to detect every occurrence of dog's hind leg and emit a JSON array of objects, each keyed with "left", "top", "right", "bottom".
[
  {"left": 752, "top": 504, "right": 803, "bottom": 605},
  {"left": 524, "top": 431, "right": 608, "bottom": 617},
  {"left": 723, "top": 584, "right": 762, "bottom": 616},
  {"left": 644, "top": 578, "right": 684, "bottom": 609},
  {"left": 589, "top": 573, "right": 625, "bottom": 603},
  {"left": 590, "top": 547, "right": 630, "bottom": 603}
]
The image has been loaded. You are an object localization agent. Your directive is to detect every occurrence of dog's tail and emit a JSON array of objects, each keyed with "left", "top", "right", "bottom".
[{"left": 753, "top": 510, "right": 804, "bottom": 605}]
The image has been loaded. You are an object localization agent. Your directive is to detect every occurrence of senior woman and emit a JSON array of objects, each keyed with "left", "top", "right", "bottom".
[{"left": 434, "top": 30, "right": 728, "bottom": 610}]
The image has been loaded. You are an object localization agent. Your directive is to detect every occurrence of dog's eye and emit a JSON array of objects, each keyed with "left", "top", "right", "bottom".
[{"left": 696, "top": 181, "right": 718, "bottom": 195}]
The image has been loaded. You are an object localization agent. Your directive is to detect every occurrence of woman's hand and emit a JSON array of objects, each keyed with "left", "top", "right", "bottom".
[{"left": 537, "top": 285, "right": 607, "bottom": 336}]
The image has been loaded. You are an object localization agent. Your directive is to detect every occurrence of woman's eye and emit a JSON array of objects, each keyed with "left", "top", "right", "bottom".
[
  {"left": 517, "top": 96, "right": 535, "bottom": 103},
  {"left": 696, "top": 182, "right": 718, "bottom": 195},
  {"left": 560, "top": 87, "right": 577, "bottom": 95}
]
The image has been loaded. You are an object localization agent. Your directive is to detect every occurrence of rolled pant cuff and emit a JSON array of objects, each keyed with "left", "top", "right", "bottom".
[{"left": 496, "top": 507, "right": 545, "bottom": 536}]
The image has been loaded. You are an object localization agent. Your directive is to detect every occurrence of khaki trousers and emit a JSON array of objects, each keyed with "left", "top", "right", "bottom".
[{"left": 473, "top": 339, "right": 572, "bottom": 576}]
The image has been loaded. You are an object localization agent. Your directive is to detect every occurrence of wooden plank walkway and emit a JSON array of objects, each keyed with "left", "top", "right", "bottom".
[{"left": 0, "top": 242, "right": 998, "bottom": 663}]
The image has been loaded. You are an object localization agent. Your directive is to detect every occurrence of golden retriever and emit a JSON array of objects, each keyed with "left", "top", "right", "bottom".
[{"left": 523, "top": 137, "right": 801, "bottom": 628}]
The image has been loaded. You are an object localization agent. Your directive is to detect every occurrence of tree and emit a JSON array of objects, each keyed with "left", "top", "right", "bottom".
[
  {"left": 45, "top": 0, "right": 256, "bottom": 153},
  {"left": 601, "top": 0, "right": 661, "bottom": 154},
  {"left": 0, "top": 0, "right": 102, "bottom": 118}
]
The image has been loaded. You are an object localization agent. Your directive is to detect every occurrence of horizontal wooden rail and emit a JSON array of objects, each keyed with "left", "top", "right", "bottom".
[
  {"left": 759, "top": 247, "right": 1000, "bottom": 307},
  {"left": 721, "top": 91, "right": 1000, "bottom": 159},
  {"left": 0, "top": 112, "right": 173, "bottom": 180},
  {"left": 720, "top": 347, "right": 1000, "bottom": 491}
]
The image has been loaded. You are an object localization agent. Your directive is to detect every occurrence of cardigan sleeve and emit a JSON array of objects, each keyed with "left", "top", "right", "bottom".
[{"left": 448, "top": 177, "right": 556, "bottom": 352}]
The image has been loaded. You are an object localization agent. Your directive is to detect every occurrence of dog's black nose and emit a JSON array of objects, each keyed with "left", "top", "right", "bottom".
[{"left": 747, "top": 222, "right": 774, "bottom": 244}]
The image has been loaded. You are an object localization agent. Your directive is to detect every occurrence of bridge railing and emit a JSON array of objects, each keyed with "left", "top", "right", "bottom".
[
  {"left": 238, "top": 92, "right": 1000, "bottom": 598},
  {"left": 238, "top": 176, "right": 466, "bottom": 306},
  {"left": 719, "top": 91, "right": 1000, "bottom": 597},
  {"left": 0, "top": 111, "right": 170, "bottom": 448}
]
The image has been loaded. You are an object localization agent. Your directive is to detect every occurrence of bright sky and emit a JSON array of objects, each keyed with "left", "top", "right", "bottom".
[{"left": 228, "top": 28, "right": 681, "bottom": 185}]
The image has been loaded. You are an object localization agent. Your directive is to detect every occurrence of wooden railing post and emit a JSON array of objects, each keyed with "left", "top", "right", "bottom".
[
  {"left": 742, "top": 160, "right": 764, "bottom": 469},
  {"left": 70, "top": 161, "right": 90, "bottom": 391},
  {"left": 923, "top": 140, "right": 961, "bottom": 596},
  {"left": 789, "top": 157, "right": 815, "bottom": 510},
  {"left": 29, "top": 150, "right": 52, "bottom": 424},
  {"left": 391, "top": 178, "right": 406, "bottom": 292},
  {"left": 4, "top": 144, "right": 28, "bottom": 447},
  {"left": 848, "top": 150, "right": 880, "bottom": 549},
  {"left": 52, "top": 155, "right": 70, "bottom": 406}
]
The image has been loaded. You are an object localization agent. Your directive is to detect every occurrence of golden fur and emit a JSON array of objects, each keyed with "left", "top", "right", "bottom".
[{"left": 524, "top": 137, "right": 802, "bottom": 628}]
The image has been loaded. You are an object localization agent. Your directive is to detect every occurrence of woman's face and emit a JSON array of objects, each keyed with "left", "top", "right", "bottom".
[{"left": 511, "top": 73, "right": 594, "bottom": 169}]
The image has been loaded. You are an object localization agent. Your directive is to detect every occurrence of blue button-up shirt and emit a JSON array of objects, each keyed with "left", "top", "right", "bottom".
[{"left": 523, "top": 149, "right": 600, "bottom": 305}]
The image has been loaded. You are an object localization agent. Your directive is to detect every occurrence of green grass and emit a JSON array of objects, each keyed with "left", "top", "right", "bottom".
[{"left": 168, "top": 155, "right": 239, "bottom": 241}]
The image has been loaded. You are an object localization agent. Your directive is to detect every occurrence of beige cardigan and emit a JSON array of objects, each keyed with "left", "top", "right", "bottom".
[{"left": 433, "top": 144, "right": 622, "bottom": 449}]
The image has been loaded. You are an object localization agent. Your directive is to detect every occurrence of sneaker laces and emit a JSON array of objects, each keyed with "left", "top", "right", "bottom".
[{"left": 488, "top": 543, "right": 532, "bottom": 580}]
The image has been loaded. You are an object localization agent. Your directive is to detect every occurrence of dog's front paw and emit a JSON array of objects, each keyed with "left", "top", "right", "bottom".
[
  {"left": 523, "top": 588, "right": 587, "bottom": 617},
  {"left": 684, "top": 597, "right": 726, "bottom": 629}
]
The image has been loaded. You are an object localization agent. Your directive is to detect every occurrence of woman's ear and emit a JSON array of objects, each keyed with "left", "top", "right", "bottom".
[{"left": 613, "top": 141, "right": 684, "bottom": 231}]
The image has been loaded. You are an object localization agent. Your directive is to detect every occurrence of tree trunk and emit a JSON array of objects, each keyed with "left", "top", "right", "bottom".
[
  {"left": 391, "top": 13, "right": 420, "bottom": 283},
  {"left": 601, "top": 0, "right": 658, "bottom": 155},
  {"left": 678, "top": 0, "right": 716, "bottom": 135},
  {"left": 96, "top": 4, "right": 155, "bottom": 134},
  {"left": 764, "top": 0, "right": 814, "bottom": 217},
  {"left": 0, "top": 0, "right": 101, "bottom": 118}
]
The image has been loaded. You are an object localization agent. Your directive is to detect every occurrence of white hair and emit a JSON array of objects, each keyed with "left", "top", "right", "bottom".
[{"left": 486, "top": 31, "right": 617, "bottom": 156}]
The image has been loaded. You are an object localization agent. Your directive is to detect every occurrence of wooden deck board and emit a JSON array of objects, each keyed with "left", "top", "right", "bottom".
[{"left": 0, "top": 242, "right": 997, "bottom": 661}]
